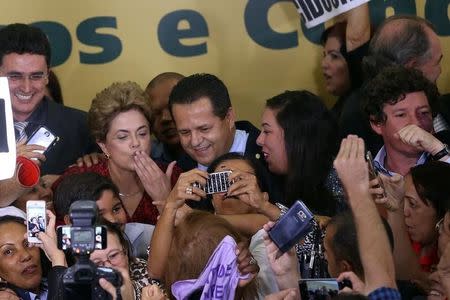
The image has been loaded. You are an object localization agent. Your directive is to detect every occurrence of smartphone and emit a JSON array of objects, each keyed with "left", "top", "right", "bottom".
[
  {"left": 56, "top": 225, "right": 107, "bottom": 251},
  {"left": 366, "top": 151, "right": 386, "bottom": 198},
  {"left": 366, "top": 151, "right": 378, "bottom": 181},
  {"left": 193, "top": 170, "right": 232, "bottom": 194},
  {"left": 26, "top": 200, "right": 46, "bottom": 243},
  {"left": 268, "top": 200, "right": 314, "bottom": 253},
  {"left": 26, "top": 125, "right": 58, "bottom": 154},
  {"left": 299, "top": 278, "right": 352, "bottom": 300}
]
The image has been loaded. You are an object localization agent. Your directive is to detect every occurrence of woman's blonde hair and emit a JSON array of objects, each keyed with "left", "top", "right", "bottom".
[{"left": 88, "top": 81, "right": 151, "bottom": 142}]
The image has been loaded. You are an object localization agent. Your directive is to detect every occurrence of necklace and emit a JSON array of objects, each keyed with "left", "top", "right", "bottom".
[{"left": 119, "top": 190, "right": 142, "bottom": 198}]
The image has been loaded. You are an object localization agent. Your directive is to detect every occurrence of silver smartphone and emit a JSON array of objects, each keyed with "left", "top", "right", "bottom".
[{"left": 26, "top": 125, "right": 58, "bottom": 154}]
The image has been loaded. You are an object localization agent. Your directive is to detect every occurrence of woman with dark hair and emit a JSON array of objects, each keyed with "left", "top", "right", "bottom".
[
  {"left": 90, "top": 221, "right": 160, "bottom": 300},
  {"left": 380, "top": 161, "right": 450, "bottom": 290},
  {"left": 320, "top": 3, "right": 371, "bottom": 119},
  {"left": 404, "top": 161, "right": 450, "bottom": 272},
  {"left": 257, "top": 90, "right": 343, "bottom": 215},
  {"left": 256, "top": 89, "right": 344, "bottom": 279},
  {"left": 0, "top": 213, "right": 65, "bottom": 300}
]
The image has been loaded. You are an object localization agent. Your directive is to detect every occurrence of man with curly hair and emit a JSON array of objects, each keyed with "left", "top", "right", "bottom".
[{"left": 362, "top": 66, "right": 450, "bottom": 176}]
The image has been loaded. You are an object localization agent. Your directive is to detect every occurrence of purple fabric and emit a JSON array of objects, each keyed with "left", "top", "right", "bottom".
[{"left": 171, "top": 235, "right": 249, "bottom": 300}]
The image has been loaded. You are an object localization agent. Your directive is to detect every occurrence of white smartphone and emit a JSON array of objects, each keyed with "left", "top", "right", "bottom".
[
  {"left": 26, "top": 125, "right": 58, "bottom": 154},
  {"left": 26, "top": 200, "right": 47, "bottom": 243}
]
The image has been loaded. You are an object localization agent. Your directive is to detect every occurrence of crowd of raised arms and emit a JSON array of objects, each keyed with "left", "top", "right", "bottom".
[{"left": 1, "top": 3, "right": 450, "bottom": 300}]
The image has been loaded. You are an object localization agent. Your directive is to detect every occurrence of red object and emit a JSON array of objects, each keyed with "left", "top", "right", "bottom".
[
  {"left": 16, "top": 156, "right": 40, "bottom": 187},
  {"left": 411, "top": 241, "right": 439, "bottom": 273}
]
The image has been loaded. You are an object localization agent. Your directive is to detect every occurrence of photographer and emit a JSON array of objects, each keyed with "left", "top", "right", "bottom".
[{"left": 89, "top": 221, "right": 158, "bottom": 300}]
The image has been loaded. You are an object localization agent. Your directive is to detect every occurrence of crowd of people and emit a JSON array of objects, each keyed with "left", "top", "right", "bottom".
[{"left": 1, "top": 3, "right": 450, "bottom": 300}]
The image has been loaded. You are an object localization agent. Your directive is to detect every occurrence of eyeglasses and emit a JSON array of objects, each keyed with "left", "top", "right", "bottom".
[
  {"left": 3, "top": 72, "right": 48, "bottom": 83},
  {"left": 436, "top": 218, "right": 444, "bottom": 233},
  {"left": 92, "top": 249, "right": 125, "bottom": 267}
]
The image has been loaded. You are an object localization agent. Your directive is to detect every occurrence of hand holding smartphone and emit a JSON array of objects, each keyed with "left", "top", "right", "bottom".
[
  {"left": 26, "top": 200, "right": 46, "bottom": 243},
  {"left": 299, "top": 278, "right": 352, "bottom": 299},
  {"left": 26, "top": 125, "right": 58, "bottom": 155}
]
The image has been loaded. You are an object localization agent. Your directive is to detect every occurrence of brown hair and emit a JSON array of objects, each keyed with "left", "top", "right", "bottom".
[
  {"left": 164, "top": 211, "right": 257, "bottom": 299},
  {"left": 88, "top": 81, "right": 151, "bottom": 142}
]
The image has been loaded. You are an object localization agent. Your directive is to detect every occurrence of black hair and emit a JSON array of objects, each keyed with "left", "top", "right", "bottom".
[
  {"left": 168, "top": 73, "right": 231, "bottom": 119},
  {"left": 327, "top": 210, "right": 394, "bottom": 279},
  {"left": 362, "top": 65, "right": 439, "bottom": 124},
  {"left": 266, "top": 90, "right": 339, "bottom": 214},
  {"left": 321, "top": 22, "right": 347, "bottom": 57},
  {"left": 53, "top": 172, "right": 120, "bottom": 221},
  {"left": 46, "top": 70, "right": 64, "bottom": 104},
  {"left": 0, "top": 23, "right": 51, "bottom": 66},
  {"left": 410, "top": 161, "right": 450, "bottom": 219},
  {"left": 207, "top": 152, "right": 271, "bottom": 195},
  {"left": 97, "top": 219, "right": 135, "bottom": 264},
  {"left": 0, "top": 215, "right": 52, "bottom": 278}
]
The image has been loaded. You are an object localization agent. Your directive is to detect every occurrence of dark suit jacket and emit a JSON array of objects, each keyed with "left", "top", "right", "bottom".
[{"left": 24, "top": 98, "right": 98, "bottom": 175}]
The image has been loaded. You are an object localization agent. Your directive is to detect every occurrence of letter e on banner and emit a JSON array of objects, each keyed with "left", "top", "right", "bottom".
[{"left": 292, "top": 0, "right": 370, "bottom": 28}]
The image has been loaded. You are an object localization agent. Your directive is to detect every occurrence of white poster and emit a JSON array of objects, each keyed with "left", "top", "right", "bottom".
[
  {"left": 0, "top": 77, "right": 16, "bottom": 180},
  {"left": 293, "top": 0, "right": 370, "bottom": 28}
]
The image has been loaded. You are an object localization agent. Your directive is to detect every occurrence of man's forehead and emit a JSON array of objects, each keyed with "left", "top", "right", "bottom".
[
  {"left": 1, "top": 52, "right": 47, "bottom": 70},
  {"left": 384, "top": 91, "right": 430, "bottom": 110}
]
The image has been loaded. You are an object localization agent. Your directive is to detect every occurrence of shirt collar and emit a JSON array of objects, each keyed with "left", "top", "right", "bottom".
[
  {"left": 197, "top": 129, "right": 249, "bottom": 170},
  {"left": 373, "top": 146, "right": 428, "bottom": 176}
]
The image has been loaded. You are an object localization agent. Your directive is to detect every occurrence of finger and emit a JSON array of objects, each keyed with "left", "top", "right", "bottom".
[
  {"left": 356, "top": 137, "right": 365, "bottom": 159},
  {"left": 166, "top": 161, "right": 176, "bottom": 179},
  {"left": 98, "top": 278, "right": 117, "bottom": 300},
  {"left": 135, "top": 151, "right": 160, "bottom": 173},
  {"left": 76, "top": 157, "right": 84, "bottom": 167}
]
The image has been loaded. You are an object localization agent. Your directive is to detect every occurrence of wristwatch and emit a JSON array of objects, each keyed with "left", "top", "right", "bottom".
[{"left": 432, "top": 144, "right": 450, "bottom": 160}]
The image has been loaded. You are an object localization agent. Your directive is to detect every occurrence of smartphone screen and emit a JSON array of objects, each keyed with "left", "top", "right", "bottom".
[
  {"left": 26, "top": 126, "right": 57, "bottom": 154},
  {"left": 26, "top": 201, "right": 46, "bottom": 243},
  {"left": 299, "top": 279, "right": 340, "bottom": 300}
]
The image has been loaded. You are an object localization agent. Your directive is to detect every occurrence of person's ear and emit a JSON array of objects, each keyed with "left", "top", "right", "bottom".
[
  {"left": 97, "top": 141, "right": 109, "bottom": 158},
  {"left": 225, "top": 107, "right": 236, "bottom": 130},
  {"left": 370, "top": 118, "right": 383, "bottom": 136},
  {"left": 63, "top": 214, "right": 71, "bottom": 225}
]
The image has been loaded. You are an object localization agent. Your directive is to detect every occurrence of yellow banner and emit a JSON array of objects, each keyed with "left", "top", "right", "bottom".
[{"left": 1, "top": 0, "right": 449, "bottom": 125}]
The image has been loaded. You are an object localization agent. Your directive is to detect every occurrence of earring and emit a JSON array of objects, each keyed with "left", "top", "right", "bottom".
[{"left": 104, "top": 153, "right": 110, "bottom": 159}]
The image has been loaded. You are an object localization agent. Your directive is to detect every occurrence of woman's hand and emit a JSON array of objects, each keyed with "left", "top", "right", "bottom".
[
  {"left": 33, "top": 210, "right": 67, "bottom": 267},
  {"left": 337, "top": 271, "right": 366, "bottom": 294},
  {"left": 0, "top": 289, "right": 19, "bottom": 300},
  {"left": 264, "top": 289, "right": 299, "bottom": 300},
  {"left": 263, "top": 222, "right": 300, "bottom": 290},
  {"left": 235, "top": 241, "right": 259, "bottom": 287},
  {"left": 99, "top": 265, "right": 134, "bottom": 300},
  {"left": 134, "top": 151, "right": 176, "bottom": 212},
  {"left": 164, "top": 169, "right": 208, "bottom": 210},
  {"left": 227, "top": 169, "right": 270, "bottom": 213},
  {"left": 375, "top": 174, "right": 405, "bottom": 212},
  {"left": 141, "top": 285, "right": 167, "bottom": 300},
  {"left": 16, "top": 140, "right": 46, "bottom": 163}
]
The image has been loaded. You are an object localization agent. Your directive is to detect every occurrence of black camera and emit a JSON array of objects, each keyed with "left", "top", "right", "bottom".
[{"left": 61, "top": 200, "right": 122, "bottom": 300}]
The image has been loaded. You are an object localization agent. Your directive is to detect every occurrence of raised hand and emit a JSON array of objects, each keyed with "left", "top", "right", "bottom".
[
  {"left": 227, "top": 169, "right": 269, "bottom": 213},
  {"left": 133, "top": 151, "right": 176, "bottom": 211},
  {"left": 165, "top": 168, "right": 208, "bottom": 210},
  {"left": 396, "top": 124, "right": 445, "bottom": 155}
]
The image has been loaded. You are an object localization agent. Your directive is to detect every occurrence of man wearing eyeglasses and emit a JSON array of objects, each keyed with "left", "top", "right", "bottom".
[{"left": 0, "top": 23, "right": 97, "bottom": 176}]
